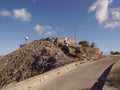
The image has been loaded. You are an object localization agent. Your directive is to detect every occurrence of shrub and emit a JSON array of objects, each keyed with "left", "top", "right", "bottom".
[
  {"left": 45, "top": 37, "right": 50, "bottom": 41},
  {"left": 78, "top": 40, "right": 89, "bottom": 47},
  {"left": 90, "top": 43, "right": 95, "bottom": 48}
]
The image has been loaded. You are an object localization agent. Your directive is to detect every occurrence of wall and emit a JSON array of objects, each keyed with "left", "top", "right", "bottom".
[{"left": 1, "top": 60, "right": 88, "bottom": 90}]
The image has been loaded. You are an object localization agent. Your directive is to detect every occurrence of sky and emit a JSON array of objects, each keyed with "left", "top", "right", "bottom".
[{"left": 0, "top": 0, "right": 120, "bottom": 55}]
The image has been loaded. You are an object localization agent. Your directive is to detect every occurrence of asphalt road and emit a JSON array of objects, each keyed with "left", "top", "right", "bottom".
[{"left": 36, "top": 56, "right": 120, "bottom": 90}]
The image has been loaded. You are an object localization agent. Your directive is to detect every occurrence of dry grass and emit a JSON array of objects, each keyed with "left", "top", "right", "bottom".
[{"left": 106, "top": 68, "right": 120, "bottom": 89}]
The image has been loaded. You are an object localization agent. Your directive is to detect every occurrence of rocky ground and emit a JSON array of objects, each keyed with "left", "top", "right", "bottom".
[
  {"left": 105, "top": 56, "right": 120, "bottom": 89},
  {"left": 0, "top": 38, "right": 103, "bottom": 89}
]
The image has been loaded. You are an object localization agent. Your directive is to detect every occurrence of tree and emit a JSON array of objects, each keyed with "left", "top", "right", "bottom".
[
  {"left": 90, "top": 43, "right": 95, "bottom": 48},
  {"left": 78, "top": 40, "right": 89, "bottom": 47},
  {"left": 110, "top": 51, "right": 114, "bottom": 55},
  {"left": 45, "top": 37, "right": 50, "bottom": 41},
  {"left": 110, "top": 51, "right": 120, "bottom": 55}
]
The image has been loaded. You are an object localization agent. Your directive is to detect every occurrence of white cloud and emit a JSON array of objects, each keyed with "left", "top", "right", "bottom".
[
  {"left": 89, "top": 0, "right": 120, "bottom": 29},
  {"left": 46, "top": 31, "right": 55, "bottom": 35},
  {"left": 111, "top": 8, "right": 120, "bottom": 20},
  {"left": 34, "top": 25, "right": 55, "bottom": 35},
  {"left": 105, "top": 21, "right": 120, "bottom": 28},
  {"left": 13, "top": 8, "right": 31, "bottom": 22},
  {"left": 34, "top": 25, "right": 44, "bottom": 35},
  {"left": 0, "top": 9, "right": 12, "bottom": 16},
  {"left": 88, "top": 1, "right": 98, "bottom": 12},
  {"left": 89, "top": 0, "right": 113, "bottom": 24},
  {"left": 0, "top": 8, "right": 31, "bottom": 22}
]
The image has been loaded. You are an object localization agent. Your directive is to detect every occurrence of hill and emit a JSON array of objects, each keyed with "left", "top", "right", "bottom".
[{"left": 0, "top": 38, "right": 103, "bottom": 88}]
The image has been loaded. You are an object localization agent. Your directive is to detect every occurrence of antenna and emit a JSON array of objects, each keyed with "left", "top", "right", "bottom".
[
  {"left": 25, "top": 36, "right": 29, "bottom": 44},
  {"left": 73, "top": 26, "right": 77, "bottom": 45}
]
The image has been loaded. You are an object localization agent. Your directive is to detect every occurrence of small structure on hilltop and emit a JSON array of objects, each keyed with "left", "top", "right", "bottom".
[
  {"left": 25, "top": 36, "right": 29, "bottom": 45},
  {"left": 20, "top": 36, "right": 29, "bottom": 48}
]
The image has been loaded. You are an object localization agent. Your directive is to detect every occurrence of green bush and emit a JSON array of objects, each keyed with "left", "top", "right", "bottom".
[
  {"left": 78, "top": 40, "right": 89, "bottom": 47},
  {"left": 45, "top": 37, "right": 50, "bottom": 41}
]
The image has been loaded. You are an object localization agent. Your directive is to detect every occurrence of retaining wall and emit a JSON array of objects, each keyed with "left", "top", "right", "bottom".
[{"left": 1, "top": 60, "right": 87, "bottom": 90}]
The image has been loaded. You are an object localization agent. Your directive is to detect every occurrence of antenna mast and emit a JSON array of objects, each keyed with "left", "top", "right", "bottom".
[{"left": 74, "top": 27, "right": 77, "bottom": 45}]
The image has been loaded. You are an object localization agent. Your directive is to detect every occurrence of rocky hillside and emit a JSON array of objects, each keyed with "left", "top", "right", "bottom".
[{"left": 0, "top": 38, "right": 103, "bottom": 88}]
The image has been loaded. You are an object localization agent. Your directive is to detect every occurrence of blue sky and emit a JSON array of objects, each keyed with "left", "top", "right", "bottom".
[{"left": 0, "top": 0, "right": 120, "bottom": 55}]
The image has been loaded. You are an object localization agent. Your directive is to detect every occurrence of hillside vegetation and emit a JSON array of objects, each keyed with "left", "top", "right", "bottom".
[{"left": 0, "top": 38, "right": 103, "bottom": 88}]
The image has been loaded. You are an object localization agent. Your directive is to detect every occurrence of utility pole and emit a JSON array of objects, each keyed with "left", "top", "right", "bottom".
[
  {"left": 74, "top": 26, "right": 77, "bottom": 46},
  {"left": 75, "top": 29, "right": 77, "bottom": 45}
]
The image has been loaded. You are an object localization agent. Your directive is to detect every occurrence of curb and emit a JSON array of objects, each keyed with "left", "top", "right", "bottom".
[{"left": 1, "top": 60, "right": 88, "bottom": 90}]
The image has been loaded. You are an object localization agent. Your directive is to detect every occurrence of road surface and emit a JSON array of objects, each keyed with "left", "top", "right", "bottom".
[{"left": 35, "top": 56, "right": 119, "bottom": 90}]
